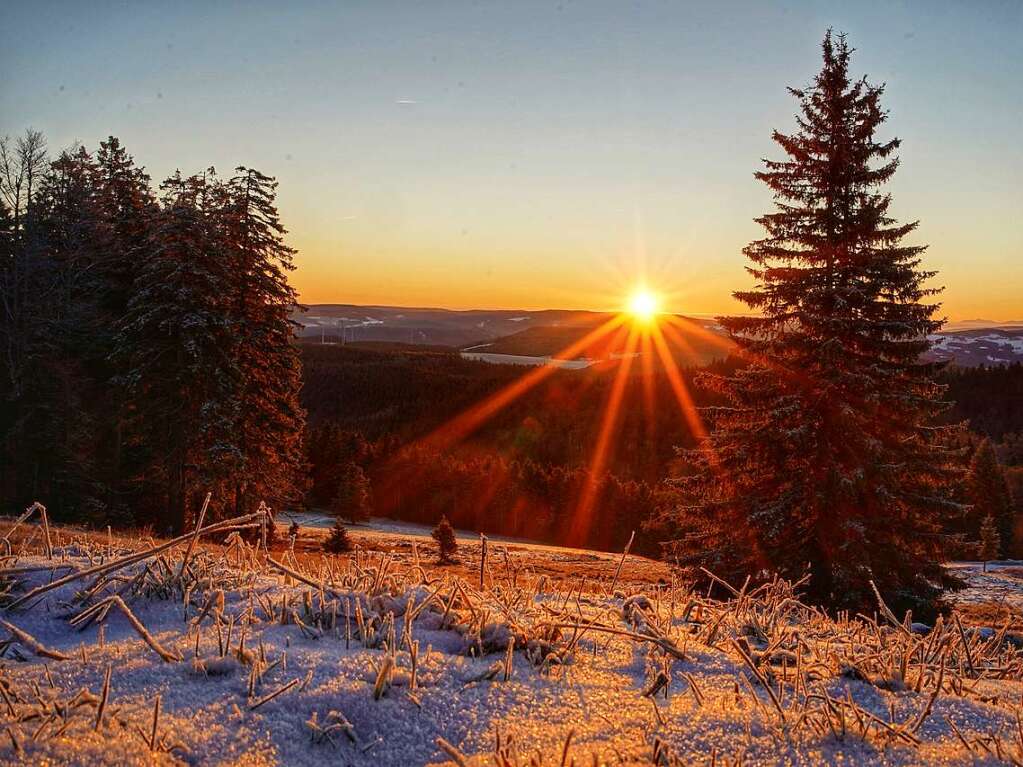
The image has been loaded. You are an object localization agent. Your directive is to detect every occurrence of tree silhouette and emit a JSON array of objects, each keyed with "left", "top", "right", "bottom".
[
  {"left": 660, "top": 31, "right": 962, "bottom": 614},
  {"left": 324, "top": 519, "right": 352, "bottom": 554},
  {"left": 432, "top": 515, "right": 458, "bottom": 564},
  {"left": 967, "top": 438, "right": 1014, "bottom": 557},
  {"left": 979, "top": 514, "right": 1000, "bottom": 572},
  {"left": 331, "top": 461, "right": 371, "bottom": 523}
]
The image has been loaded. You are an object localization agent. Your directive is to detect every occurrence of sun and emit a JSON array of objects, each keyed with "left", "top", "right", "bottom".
[{"left": 627, "top": 289, "right": 659, "bottom": 322}]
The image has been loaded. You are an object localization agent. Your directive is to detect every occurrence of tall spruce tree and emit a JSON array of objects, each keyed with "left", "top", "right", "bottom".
[
  {"left": 331, "top": 461, "right": 372, "bottom": 523},
  {"left": 115, "top": 172, "right": 238, "bottom": 532},
  {"left": 19, "top": 146, "right": 109, "bottom": 517},
  {"left": 967, "top": 438, "right": 1013, "bottom": 557},
  {"left": 662, "top": 32, "right": 962, "bottom": 614},
  {"left": 221, "top": 167, "right": 306, "bottom": 518},
  {"left": 92, "top": 138, "right": 157, "bottom": 512},
  {"left": 979, "top": 514, "right": 1000, "bottom": 572}
]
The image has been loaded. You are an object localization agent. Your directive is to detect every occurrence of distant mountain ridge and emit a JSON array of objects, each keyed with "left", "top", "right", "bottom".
[
  {"left": 942, "top": 319, "right": 1023, "bottom": 332},
  {"left": 928, "top": 327, "right": 1023, "bottom": 366},
  {"left": 293, "top": 304, "right": 608, "bottom": 348},
  {"left": 295, "top": 305, "right": 1023, "bottom": 367}
]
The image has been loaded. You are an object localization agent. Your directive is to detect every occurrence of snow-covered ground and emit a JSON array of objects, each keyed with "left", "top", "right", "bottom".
[
  {"left": 2, "top": 525, "right": 1023, "bottom": 766},
  {"left": 948, "top": 561, "right": 1023, "bottom": 611},
  {"left": 281, "top": 512, "right": 619, "bottom": 560}
]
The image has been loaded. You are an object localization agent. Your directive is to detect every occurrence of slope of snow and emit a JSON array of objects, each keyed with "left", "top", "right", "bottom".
[{"left": 1, "top": 533, "right": 1022, "bottom": 766}]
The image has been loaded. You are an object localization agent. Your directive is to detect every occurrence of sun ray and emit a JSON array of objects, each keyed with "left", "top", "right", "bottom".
[
  {"left": 639, "top": 327, "right": 656, "bottom": 432},
  {"left": 661, "top": 313, "right": 736, "bottom": 354},
  {"left": 567, "top": 323, "right": 640, "bottom": 546},
  {"left": 650, "top": 321, "right": 710, "bottom": 445},
  {"left": 658, "top": 315, "right": 706, "bottom": 366},
  {"left": 421, "top": 313, "right": 629, "bottom": 451}
]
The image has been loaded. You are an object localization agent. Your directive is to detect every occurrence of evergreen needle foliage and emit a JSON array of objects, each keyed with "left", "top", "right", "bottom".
[
  {"left": 0, "top": 134, "right": 306, "bottom": 532},
  {"left": 658, "top": 31, "right": 964, "bottom": 615},
  {"left": 324, "top": 518, "right": 352, "bottom": 554},
  {"left": 967, "top": 438, "right": 1014, "bottom": 557},
  {"left": 432, "top": 515, "right": 458, "bottom": 564},
  {"left": 979, "top": 514, "right": 1000, "bottom": 572},
  {"left": 331, "top": 461, "right": 372, "bottom": 523}
]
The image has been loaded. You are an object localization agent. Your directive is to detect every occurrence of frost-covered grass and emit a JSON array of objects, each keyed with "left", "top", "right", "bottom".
[{"left": 2, "top": 514, "right": 1023, "bottom": 766}]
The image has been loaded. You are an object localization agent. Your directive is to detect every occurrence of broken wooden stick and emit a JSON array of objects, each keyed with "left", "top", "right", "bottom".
[
  {"left": 176, "top": 492, "right": 211, "bottom": 582},
  {"left": 0, "top": 618, "right": 70, "bottom": 661},
  {"left": 4, "top": 511, "right": 264, "bottom": 610}
]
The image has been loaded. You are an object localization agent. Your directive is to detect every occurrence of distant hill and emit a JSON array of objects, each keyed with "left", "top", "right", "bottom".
[
  {"left": 475, "top": 317, "right": 733, "bottom": 368},
  {"left": 928, "top": 328, "right": 1023, "bottom": 366},
  {"left": 293, "top": 304, "right": 608, "bottom": 348},
  {"left": 295, "top": 304, "right": 1020, "bottom": 368},
  {"left": 295, "top": 304, "right": 734, "bottom": 368},
  {"left": 942, "top": 319, "right": 1023, "bottom": 332}
]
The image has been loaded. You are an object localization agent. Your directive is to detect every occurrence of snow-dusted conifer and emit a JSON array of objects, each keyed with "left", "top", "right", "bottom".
[
  {"left": 432, "top": 515, "right": 458, "bottom": 564},
  {"left": 219, "top": 168, "right": 306, "bottom": 518},
  {"left": 659, "top": 32, "right": 962, "bottom": 614},
  {"left": 979, "top": 514, "right": 1000, "bottom": 572},
  {"left": 968, "top": 438, "right": 1014, "bottom": 557},
  {"left": 115, "top": 171, "right": 238, "bottom": 532},
  {"left": 331, "top": 461, "right": 372, "bottom": 523}
]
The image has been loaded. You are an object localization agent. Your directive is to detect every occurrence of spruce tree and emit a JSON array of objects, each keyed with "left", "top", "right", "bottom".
[
  {"left": 92, "top": 138, "right": 157, "bottom": 509},
  {"left": 18, "top": 146, "right": 109, "bottom": 517},
  {"left": 967, "top": 438, "right": 1014, "bottom": 557},
  {"left": 432, "top": 515, "right": 458, "bottom": 564},
  {"left": 979, "top": 514, "right": 1000, "bottom": 573},
  {"left": 115, "top": 171, "right": 238, "bottom": 532},
  {"left": 662, "top": 32, "right": 962, "bottom": 614},
  {"left": 324, "top": 519, "right": 352, "bottom": 554},
  {"left": 220, "top": 168, "right": 306, "bottom": 517},
  {"left": 331, "top": 461, "right": 372, "bottom": 523}
]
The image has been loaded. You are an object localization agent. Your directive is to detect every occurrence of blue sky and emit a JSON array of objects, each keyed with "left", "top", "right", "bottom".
[{"left": 2, "top": 1, "right": 1021, "bottom": 318}]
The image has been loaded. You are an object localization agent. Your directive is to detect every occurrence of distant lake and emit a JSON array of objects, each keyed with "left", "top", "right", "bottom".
[{"left": 460, "top": 351, "right": 592, "bottom": 369}]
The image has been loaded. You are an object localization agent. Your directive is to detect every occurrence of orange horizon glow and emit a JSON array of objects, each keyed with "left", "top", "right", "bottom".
[{"left": 376, "top": 288, "right": 732, "bottom": 548}]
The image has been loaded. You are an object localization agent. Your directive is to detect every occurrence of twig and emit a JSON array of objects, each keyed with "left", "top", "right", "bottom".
[
  {"left": 609, "top": 530, "right": 635, "bottom": 596},
  {"left": 6, "top": 512, "right": 265, "bottom": 609},
  {"left": 0, "top": 618, "right": 70, "bottom": 661},
  {"left": 176, "top": 492, "right": 211, "bottom": 582}
]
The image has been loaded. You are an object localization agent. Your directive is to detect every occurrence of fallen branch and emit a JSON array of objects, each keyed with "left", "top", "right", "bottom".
[
  {"left": 0, "top": 618, "right": 70, "bottom": 661},
  {"left": 80, "top": 596, "right": 181, "bottom": 662},
  {"left": 4, "top": 512, "right": 264, "bottom": 610}
]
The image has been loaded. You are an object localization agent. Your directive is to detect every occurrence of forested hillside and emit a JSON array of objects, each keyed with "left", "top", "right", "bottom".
[
  {"left": 0, "top": 132, "right": 304, "bottom": 532},
  {"left": 299, "top": 342, "right": 741, "bottom": 553},
  {"left": 299, "top": 340, "right": 1023, "bottom": 555}
]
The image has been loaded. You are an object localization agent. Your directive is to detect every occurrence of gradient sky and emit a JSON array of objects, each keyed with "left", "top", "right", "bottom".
[{"left": 3, "top": 1, "right": 1021, "bottom": 319}]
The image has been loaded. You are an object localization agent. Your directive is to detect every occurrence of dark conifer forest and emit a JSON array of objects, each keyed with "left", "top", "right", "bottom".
[{"left": 1, "top": 134, "right": 304, "bottom": 534}]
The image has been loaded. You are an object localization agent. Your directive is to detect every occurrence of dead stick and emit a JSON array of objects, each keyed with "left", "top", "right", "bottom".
[
  {"left": 34, "top": 503, "right": 53, "bottom": 560},
  {"left": 0, "top": 618, "right": 70, "bottom": 660},
  {"left": 176, "top": 492, "right": 211, "bottom": 582},
  {"left": 479, "top": 534, "right": 488, "bottom": 590},
  {"left": 103, "top": 596, "right": 181, "bottom": 662},
  {"left": 249, "top": 677, "right": 300, "bottom": 710},
  {"left": 94, "top": 665, "right": 112, "bottom": 731},
  {"left": 609, "top": 530, "right": 635, "bottom": 596},
  {"left": 149, "top": 694, "right": 161, "bottom": 750},
  {"left": 5, "top": 512, "right": 263, "bottom": 609},
  {"left": 267, "top": 556, "right": 344, "bottom": 598}
]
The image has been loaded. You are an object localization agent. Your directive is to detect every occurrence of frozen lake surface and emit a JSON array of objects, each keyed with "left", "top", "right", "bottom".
[{"left": 459, "top": 351, "right": 592, "bottom": 368}]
